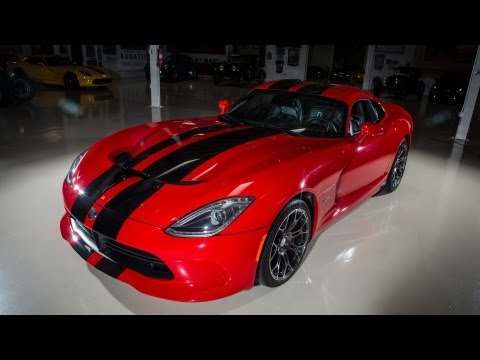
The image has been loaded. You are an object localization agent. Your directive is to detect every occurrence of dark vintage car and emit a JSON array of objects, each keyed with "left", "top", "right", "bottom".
[
  {"left": 330, "top": 69, "right": 352, "bottom": 83},
  {"left": 144, "top": 53, "right": 198, "bottom": 82},
  {"left": 0, "top": 54, "right": 35, "bottom": 106},
  {"left": 373, "top": 66, "right": 425, "bottom": 100},
  {"left": 213, "top": 54, "right": 266, "bottom": 86},
  {"left": 429, "top": 72, "right": 469, "bottom": 105},
  {"left": 306, "top": 65, "right": 329, "bottom": 81}
]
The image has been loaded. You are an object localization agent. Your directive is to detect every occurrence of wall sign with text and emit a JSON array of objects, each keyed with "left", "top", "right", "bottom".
[
  {"left": 375, "top": 45, "right": 405, "bottom": 54},
  {"left": 119, "top": 50, "right": 147, "bottom": 70}
]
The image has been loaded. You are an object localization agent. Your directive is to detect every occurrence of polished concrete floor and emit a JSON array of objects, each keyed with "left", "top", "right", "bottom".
[{"left": 1, "top": 78, "right": 480, "bottom": 314}]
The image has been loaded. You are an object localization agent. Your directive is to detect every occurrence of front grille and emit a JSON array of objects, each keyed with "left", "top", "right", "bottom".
[
  {"left": 93, "top": 78, "right": 112, "bottom": 85},
  {"left": 102, "top": 240, "right": 174, "bottom": 279},
  {"left": 71, "top": 216, "right": 173, "bottom": 279}
]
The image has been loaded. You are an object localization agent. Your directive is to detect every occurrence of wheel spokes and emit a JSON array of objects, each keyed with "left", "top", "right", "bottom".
[{"left": 269, "top": 208, "right": 310, "bottom": 281}]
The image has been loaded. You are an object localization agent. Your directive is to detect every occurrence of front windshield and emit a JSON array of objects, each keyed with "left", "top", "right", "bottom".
[
  {"left": 228, "top": 89, "right": 347, "bottom": 138},
  {"left": 45, "top": 56, "right": 73, "bottom": 66}
]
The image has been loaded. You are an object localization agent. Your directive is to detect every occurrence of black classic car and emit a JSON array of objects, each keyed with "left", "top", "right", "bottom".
[
  {"left": 144, "top": 53, "right": 198, "bottom": 82},
  {"left": 429, "top": 72, "right": 469, "bottom": 105},
  {"left": 330, "top": 69, "right": 352, "bottom": 83},
  {"left": 306, "top": 65, "right": 329, "bottom": 81},
  {"left": 0, "top": 54, "right": 35, "bottom": 106},
  {"left": 213, "top": 54, "right": 266, "bottom": 86},
  {"left": 373, "top": 66, "right": 425, "bottom": 100}
]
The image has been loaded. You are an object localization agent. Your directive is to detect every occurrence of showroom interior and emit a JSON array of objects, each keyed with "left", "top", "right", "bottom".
[{"left": 1, "top": 44, "right": 479, "bottom": 314}]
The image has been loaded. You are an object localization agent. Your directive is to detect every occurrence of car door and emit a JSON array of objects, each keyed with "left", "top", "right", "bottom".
[
  {"left": 337, "top": 99, "right": 390, "bottom": 199},
  {"left": 24, "top": 56, "right": 51, "bottom": 82}
]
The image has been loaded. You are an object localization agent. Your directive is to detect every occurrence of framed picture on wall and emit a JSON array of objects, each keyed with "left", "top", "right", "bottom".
[{"left": 287, "top": 48, "right": 300, "bottom": 66}]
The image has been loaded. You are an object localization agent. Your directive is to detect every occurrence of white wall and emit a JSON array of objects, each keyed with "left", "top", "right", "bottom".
[{"left": 264, "top": 45, "right": 308, "bottom": 81}]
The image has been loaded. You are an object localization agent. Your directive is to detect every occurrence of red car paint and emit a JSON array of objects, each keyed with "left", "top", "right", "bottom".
[{"left": 60, "top": 81, "right": 413, "bottom": 302}]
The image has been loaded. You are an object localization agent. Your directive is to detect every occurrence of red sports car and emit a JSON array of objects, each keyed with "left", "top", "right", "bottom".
[{"left": 60, "top": 79, "right": 413, "bottom": 302}]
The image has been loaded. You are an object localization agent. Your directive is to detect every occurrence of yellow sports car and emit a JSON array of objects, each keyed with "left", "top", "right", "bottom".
[{"left": 10, "top": 55, "right": 113, "bottom": 88}]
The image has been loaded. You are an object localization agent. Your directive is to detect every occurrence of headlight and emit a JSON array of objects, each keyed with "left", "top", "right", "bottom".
[
  {"left": 231, "top": 65, "right": 236, "bottom": 72},
  {"left": 219, "top": 64, "right": 224, "bottom": 71},
  {"left": 165, "top": 196, "right": 255, "bottom": 237},
  {"left": 66, "top": 150, "right": 87, "bottom": 184},
  {"left": 80, "top": 71, "right": 92, "bottom": 76},
  {"left": 457, "top": 88, "right": 463, "bottom": 93},
  {"left": 8, "top": 70, "right": 15, "bottom": 79}
]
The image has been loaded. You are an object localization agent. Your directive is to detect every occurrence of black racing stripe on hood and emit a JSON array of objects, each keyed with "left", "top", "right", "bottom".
[
  {"left": 94, "top": 257, "right": 126, "bottom": 278},
  {"left": 71, "top": 240, "right": 95, "bottom": 261},
  {"left": 268, "top": 79, "right": 303, "bottom": 90},
  {"left": 92, "top": 127, "right": 279, "bottom": 239},
  {"left": 129, "top": 124, "right": 226, "bottom": 167},
  {"left": 296, "top": 84, "right": 332, "bottom": 95},
  {"left": 69, "top": 124, "right": 227, "bottom": 222},
  {"left": 70, "top": 166, "right": 122, "bottom": 222}
]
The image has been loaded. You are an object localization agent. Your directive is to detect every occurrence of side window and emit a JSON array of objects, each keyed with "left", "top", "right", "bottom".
[
  {"left": 369, "top": 100, "right": 385, "bottom": 121},
  {"left": 350, "top": 100, "right": 374, "bottom": 134},
  {"left": 28, "top": 57, "right": 45, "bottom": 65},
  {"left": 364, "top": 101, "right": 379, "bottom": 123}
]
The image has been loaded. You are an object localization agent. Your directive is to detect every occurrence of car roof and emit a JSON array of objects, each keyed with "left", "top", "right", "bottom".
[{"left": 255, "top": 79, "right": 375, "bottom": 104}]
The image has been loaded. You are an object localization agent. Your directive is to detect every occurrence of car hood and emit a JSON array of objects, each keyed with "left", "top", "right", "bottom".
[
  {"left": 69, "top": 117, "right": 341, "bottom": 230},
  {"left": 48, "top": 65, "right": 111, "bottom": 75}
]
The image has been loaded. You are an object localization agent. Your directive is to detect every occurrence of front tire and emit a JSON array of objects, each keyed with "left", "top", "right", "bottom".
[
  {"left": 257, "top": 199, "right": 311, "bottom": 287},
  {"left": 384, "top": 138, "right": 409, "bottom": 193},
  {"left": 64, "top": 72, "right": 79, "bottom": 89}
]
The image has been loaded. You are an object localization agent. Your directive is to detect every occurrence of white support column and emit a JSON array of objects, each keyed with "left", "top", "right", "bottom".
[
  {"left": 81, "top": 45, "right": 88, "bottom": 66},
  {"left": 362, "top": 45, "right": 375, "bottom": 91},
  {"left": 455, "top": 45, "right": 480, "bottom": 140},
  {"left": 149, "top": 45, "right": 161, "bottom": 109}
]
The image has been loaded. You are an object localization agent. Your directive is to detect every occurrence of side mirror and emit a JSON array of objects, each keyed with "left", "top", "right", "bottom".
[{"left": 218, "top": 98, "right": 232, "bottom": 114}]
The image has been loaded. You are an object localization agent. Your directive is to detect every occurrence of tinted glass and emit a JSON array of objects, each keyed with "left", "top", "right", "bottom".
[
  {"left": 228, "top": 89, "right": 347, "bottom": 138},
  {"left": 44, "top": 56, "right": 72, "bottom": 66}
]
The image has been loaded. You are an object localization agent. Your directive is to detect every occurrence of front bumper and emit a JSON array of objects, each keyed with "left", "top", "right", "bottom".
[
  {"left": 79, "top": 76, "right": 113, "bottom": 87},
  {"left": 60, "top": 212, "right": 268, "bottom": 302}
]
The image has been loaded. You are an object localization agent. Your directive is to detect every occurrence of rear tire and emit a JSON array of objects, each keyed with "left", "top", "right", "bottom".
[
  {"left": 384, "top": 138, "right": 409, "bottom": 193},
  {"left": 170, "top": 70, "right": 178, "bottom": 82},
  {"left": 12, "top": 76, "right": 36, "bottom": 102},
  {"left": 257, "top": 199, "right": 311, "bottom": 287}
]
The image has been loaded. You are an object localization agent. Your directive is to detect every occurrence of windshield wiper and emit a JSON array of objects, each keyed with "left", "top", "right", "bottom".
[
  {"left": 217, "top": 113, "right": 244, "bottom": 126},
  {"left": 277, "top": 129, "right": 303, "bottom": 137}
]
